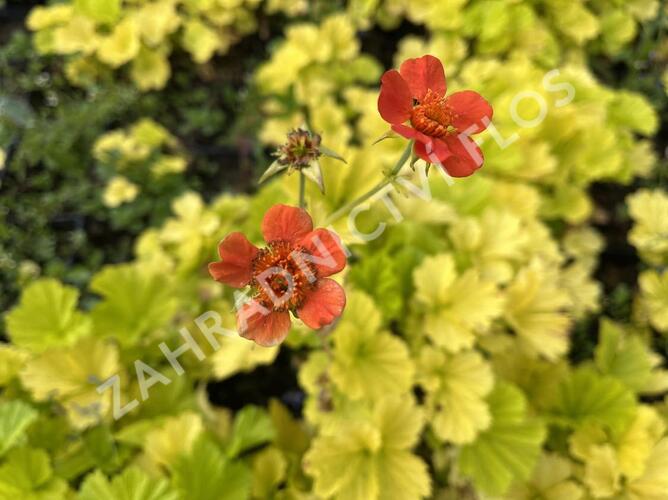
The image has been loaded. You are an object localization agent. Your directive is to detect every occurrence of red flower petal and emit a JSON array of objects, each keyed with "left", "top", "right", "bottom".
[
  {"left": 237, "top": 302, "right": 291, "bottom": 347},
  {"left": 446, "top": 90, "right": 493, "bottom": 134},
  {"left": 262, "top": 204, "right": 313, "bottom": 244},
  {"left": 297, "top": 278, "right": 346, "bottom": 329},
  {"left": 391, "top": 123, "right": 418, "bottom": 140},
  {"left": 413, "top": 138, "right": 452, "bottom": 164},
  {"left": 392, "top": 124, "right": 438, "bottom": 148},
  {"left": 441, "top": 134, "right": 484, "bottom": 177},
  {"left": 208, "top": 232, "right": 259, "bottom": 288},
  {"left": 298, "top": 228, "right": 347, "bottom": 278},
  {"left": 377, "top": 70, "right": 413, "bottom": 125},
  {"left": 399, "top": 55, "right": 447, "bottom": 101}
]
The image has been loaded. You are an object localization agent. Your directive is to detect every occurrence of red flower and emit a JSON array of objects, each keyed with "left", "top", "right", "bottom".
[
  {"left": 209, "top": 204, "right": 347, "bottom": 347},
  {"left": 377, "top": 55, "right": 493, "bottom": 177}
]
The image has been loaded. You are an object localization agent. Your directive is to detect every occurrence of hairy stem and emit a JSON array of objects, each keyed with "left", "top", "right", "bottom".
[{"left": 298, "top": 170, "right": 306, "bottom": 209}]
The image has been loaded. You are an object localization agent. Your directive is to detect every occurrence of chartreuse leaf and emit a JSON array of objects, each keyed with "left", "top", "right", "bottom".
[
  {"left": 413, "top": 254, "right": 503, "bottom": 353},
  {"left": 348, "top": 253, "right": 404, "bottom": 320},
  {"left": 459, "top": 383, "right": 546, "bottom": 497},
  {"left": 172, "top": 436, "right": 251, "bottom": 500},
  {"left": 0, "top": 344, "right": 28, "bottom": 385},
  {"left": 25, "top": 415, "right": 69, "bottom": 456},
  {"left": 74, "top": 0, "right": 120, "bottom": 24},
  {"left": 594, "top": 319, "right": 653, "bottom": 392},
  {"left": 251, "top": 447, "right": 287, "bottom": 498},
  {"left": 583, "top": 444, "right": 621, "bottom": 497},
  {"left": 0, "top": 447, "right": 68, "bottom": 499},
  {"left": 569, "top": 405, "right": 668, "bottom": 499},
  {"left": 306, "top": 421, "right": 381, "bottom": 499},
  {"left": 90, "top": 263, "right": 177, "bottom": 346},
  {"left": 573, "top": 408, "right": 668, "bottom": 498},
  {"left": 96, "top": 18, "right": 140, "bottom": 68},
  {"left": 210, "top": 334, "right": 279, "bottom": 381},
  {"left": 549, "top": 1, "right": 599, "bottom": 43},
  {"left": 269, "top": 399, "right": 309, "bottom": 456},
  {"left": 608, "top": 91, "right": 658, "bottom": 136},
  {"left": 550, "top": 366, "right": 636, "bottom": 435},
  {"left": 304, "top": 396, "right": 430, "bottom": 500},
  {"left": 627, "top": 189, "right": 668, "bottom": 267},
  {"left": 639, "top": 269, "right": 668, "bottom": 334},
  {"left": 5, "top": 278, "right": 91, "bottom": 352},
  {"left": 20, "top": 338, "right": 119, "bottom": 429},
  {"left": 329, "top": 291, "right": 414, "bottom": 401},
  {"left": 131, "top": 47, "right": 170, "bottom": 92},
  {"left": 78, "top": 467, "right": 178, "bottom": 500},
  {"left": 504, "top": 260, "right": 572, "bottom": 360},
  {"left": 373, "top": 395, "right": 425, "bottom": 452},
  {"left": 616, "top": 406, "right": 666, "bottom": 479},
  {"left": 181, "top": 19, "right": 220, "bottom": 63},
  {"left": 144, "top": 412, "right": 203, "bottom": 470},
  {"left": 626, "top": 437, "right": 668, "bottom": 499},
  {"left": 506, "top": 453, "right": 583, "bottom": 499},
  {"left": 132, "top": 374, "right": 195, "bottom": 421},
  {"left": 417, "top": 347, "right": 493, "bottom": 444},
  {"left": 114, "top": 419, "right": 158, "bottom": 448},
  {"left": 226, "top": 406, "right": 275, "bottom": 458},
  {"left": 134, "top": 1, "right": 180, "bottom": 46},
  {"left": 297, "top": 351, "right": 332, "bottom": 426},
  {"left": 0, "top": 401, "right": 38, "bottom": 457},
  {"left": 80, "top": 424, "right": 130, "bottom": 473}
]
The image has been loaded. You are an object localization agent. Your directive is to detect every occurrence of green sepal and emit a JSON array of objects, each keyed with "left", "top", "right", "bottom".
[
  {"left": 302, "top": 160, "right": 325, "bottom": 193},
  {"left": 258, "top": 159, "right": 289, "bottom": 185},
  {"left": 319, "top": 144, "right": 347, "bottom": 163},
  {"left": 371, "top": 131, "right": 397, "bottom": 145}
]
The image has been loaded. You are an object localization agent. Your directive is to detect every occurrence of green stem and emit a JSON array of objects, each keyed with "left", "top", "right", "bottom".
[
  {"left": 325, "top": 141, "right": 413, "bottom": 224},
  {"left": 298, "top": 171, "right": 306, "bottom": 209}
]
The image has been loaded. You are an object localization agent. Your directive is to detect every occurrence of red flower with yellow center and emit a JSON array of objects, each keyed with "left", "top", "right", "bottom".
[
  {"left": 378, "top": 54, "right": 493, "bottom": 177},
  {"left": 209, "top": 204, "right": 347, "bottom": 346}
]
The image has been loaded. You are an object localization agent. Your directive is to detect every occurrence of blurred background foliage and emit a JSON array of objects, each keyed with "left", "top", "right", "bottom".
[{"left": 1, "top": 0, "right": 668, "bottom": 499}]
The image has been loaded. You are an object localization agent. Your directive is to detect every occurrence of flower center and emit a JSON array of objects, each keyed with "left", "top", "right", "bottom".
[
  {"left": 276, "top": 129, "right": 322, "bottom": 168},
  {"left": 410, "top": 89, "right": 456, "bottom": 138},
  {"left": 250, "top": 240, "right": 317, "bottom": 311}
]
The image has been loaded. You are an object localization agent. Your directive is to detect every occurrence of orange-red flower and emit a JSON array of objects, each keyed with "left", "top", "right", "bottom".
[
  {"left": 209, "top": 204, "right": 347, "bottom": 346},
  {"left": 377, "top": 54, "right": 493, "bottom": 177}
]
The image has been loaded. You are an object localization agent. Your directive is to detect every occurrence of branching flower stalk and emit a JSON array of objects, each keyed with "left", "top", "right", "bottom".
[
  {"left": 325, "top": 140, "right": 414, "bottom": 224},
  {"left": 258, "top": 127, "right": 345, "bottom": 196}
]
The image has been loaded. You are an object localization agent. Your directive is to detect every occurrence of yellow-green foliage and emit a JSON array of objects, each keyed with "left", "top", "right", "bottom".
[
  {"left": 27, "top": 0, "right": 262, "bottom": 90},
  {"left": 93, "top": 118, "right": 188, "bottom": 207},
  {"left": 6, "top": 1, "right": 667, "bottom": 499},
  {"left": 359, "top": 0, "right": 658, "bottom": 62}
]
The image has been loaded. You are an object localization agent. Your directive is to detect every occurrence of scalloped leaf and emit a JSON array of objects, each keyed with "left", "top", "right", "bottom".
[
  {"left": 330, "top": 292, "right": 414, "bottom": 401},
  {"left": 0, "top": 447, "right": 67, "bottom": 499},
  {"left": 550, "top": 366, "right": 636, "bottom": 435},
  {"left": 20, "top": 338, "right": 119, "bottom": 430},
  {"left": 459, "top": 383, "right": 546, "bottom": 496},
  {"left": 90, "top": 263, "right": 177, "bottom": 346},
  {"left": 78, "top": 467, "right": 178, "bottom": 500},
  {"left": 304, "top": 396, "right": 430, "bottom": 500},
  {"left": 226, "top": 406, "right": 275, "bottom": 459},
  {"left": 172, "top": 437, "right": 251, "bottom": 500},
  {"left": 75, "top": 0, "right": 120, "bottom": 24},
  {"left": 594, "top": 319, "right": 653, "bottom": 392},
  {"left": 6, "top": 279, "right": 91, "bottom": 352},
  {"left": 0, "top": 401, "right": 37, "bottom": 457}
]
